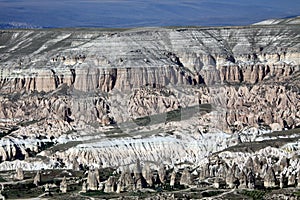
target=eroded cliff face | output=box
[1,25,300,93]
[0,24,299,169]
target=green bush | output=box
[294,190,300,197]
[241,190,266,200]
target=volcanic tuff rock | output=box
[104,176,117,193]
[180,168,192,186]
[60,176,67,193]
[142,163,154,187]
[1,25,300,93]
[117,166,135,193]
[87,168,100,191]
[33,170,41,186]
[14,167,24,180]
[0,21,300,170]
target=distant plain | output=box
[0,0,300,29]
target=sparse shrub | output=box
[241,189,266,200]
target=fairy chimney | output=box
[247,170,256,189]
[296,171,300,188]
[279,172,285,189]
[117,167,135,193]
[279,156,288,171]
[158,164,167,185]
[226,168,238,189]
[142,163,154,187]
[245,157,254,171]
[82,181,87,193]
[180,168,192,186]
[133,159,146,190]
[170,170,176,188]
[264,166,277,188]
[33,171,41,186]
[72,158,80,171]
[239,171,248,189]
[288,172,296,187]
[60,176,67,193]
[199,163,210,181]
[104,176,117,193]
[14,167,24,180]
[87,168,100,191]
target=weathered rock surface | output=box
[180,168,192,186]
[33,171,41,186]
[104,176,117,193]
[60,176,67,193]
[0,22,299,170]
[1,25,300,93]
[14,167,24,180]
[87,168,100,191]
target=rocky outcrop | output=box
[60,176,67,193]
[81,181,87,193]
[0,23,299,171]
[104,176,117,193]
[247,170,256,189]
[180,168,192,186]
[297,171,300,188]
[133,159,146,190]
[117,167,135,193]
[87,168,100,191]
[33,171,41,186]
[170,171,176,188]
[1,61,298,93]
[0,79,298,166]
[1,25,300,94]
[54,130,230,168]
[158,164,167,185]
[142,163,154,187]
[128,87,180,118]
[226,167,238,189]
[14,167,24,180]
[214,84,300,132]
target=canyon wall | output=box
[0,24,299,168]
[1,25,300,93]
